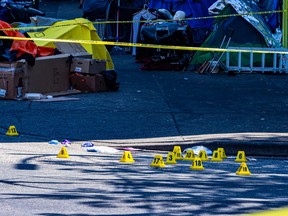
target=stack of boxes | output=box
[69,58,108,93]
[0,43,109,100]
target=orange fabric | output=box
[0,20,54,57]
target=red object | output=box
[0,20,55,58]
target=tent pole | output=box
[116,0,120,42]
[283,0,287,48]
[110,0,126,54]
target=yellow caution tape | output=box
[1,35,287,55]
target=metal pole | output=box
[116,0,120,42]
[283,0,287,48]
[33,0,39,9]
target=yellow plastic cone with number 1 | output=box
[150,155,166,168]
[119,151,135,163]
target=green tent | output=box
[191,1,279,69]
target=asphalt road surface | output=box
[1,143,287,216]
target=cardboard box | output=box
[70,73,108,92]
[0,61,25,99]
[70,58,106,74]
[25,53,92,94]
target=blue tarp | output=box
[148,0,216,29]
[260,0,281,32]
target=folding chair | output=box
[206,28,234,74]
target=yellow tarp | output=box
[28,18,114,70]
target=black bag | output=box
[140,21,193,45]
[100,70,120,91]
[140,22,180,43]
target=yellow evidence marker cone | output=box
[57,147,70,158]
[173,145,183,160]
[236,162,251,176]
[211,149,223,162]
[6,125,19,136]
[119,151,135,163]
[183,149,195,161]
[150,155,166,168]
[217,147,227,159]
[235,150,247,162]
[198,150,209,161]
[190,157,204,170]
[166,151,177,164]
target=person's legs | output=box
[79,0,84,9]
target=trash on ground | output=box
[61,139,71,147]
[85,146,119,154]
[183,146,212,156]
[117,147,141,151]
[48,140,59,145]
[81,142,95,147]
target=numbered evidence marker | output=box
[183,149,195,161]
[57,147,70,158]
[211,149,223,162]
[172,145,183,160]
[150,155,166,168]
[6,125,19,136]
[165,151,177,164]
[190,157,204,170]
[236,162,251,176]
[198,150,209,161]
[217,147,227,159]
[235,150,247,162]
[119,151,135,163]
